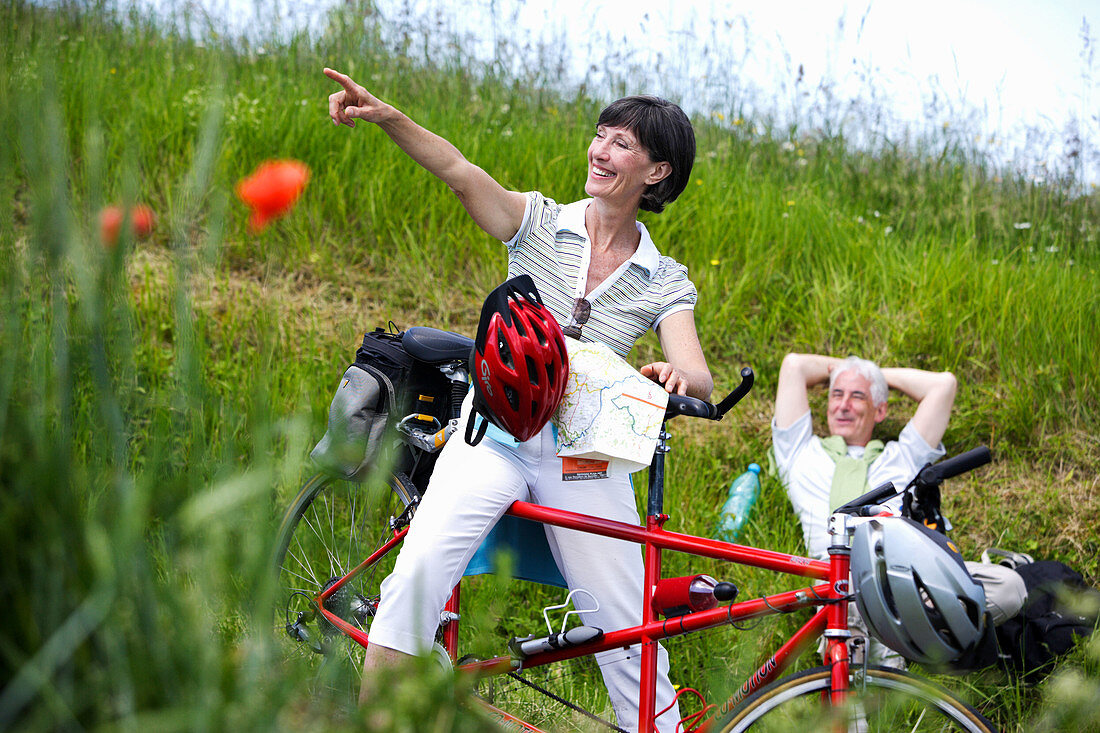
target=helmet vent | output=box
[504,384,519,411]
[878,555,899,619]
[497,336,514,369]
[525,355,539,385]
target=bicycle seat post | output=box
[639,422,672,733]
[646,422,671,520]
[823,512,854,682]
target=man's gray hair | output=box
[830,356,888,406]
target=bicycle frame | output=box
[310,422,859,733]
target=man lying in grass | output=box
[772,353,1026,667]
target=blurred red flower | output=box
[235,160,311,232]
[99,204,156,248]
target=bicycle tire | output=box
[715,665,999,732]
[273,471,417,685]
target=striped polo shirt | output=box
[504,192,698,359]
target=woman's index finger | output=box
[322,67,355,89]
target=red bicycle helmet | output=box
[465,275,569,445]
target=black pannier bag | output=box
[995,560,1100,680]
[951,557,1100,677]
[311,327,454,485]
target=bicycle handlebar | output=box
[915,446,992,486]
[833,445,993,519]
[665,367,754,421]
[833,481,899,516]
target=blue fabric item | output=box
[465,390,576,588]
[464,514,567,587]
[464,419,570,588]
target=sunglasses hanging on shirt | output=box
[562,297,591,339]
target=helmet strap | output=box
[464,411,488,446]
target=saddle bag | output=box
[311,327,454,482]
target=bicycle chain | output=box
[498,671,628,733]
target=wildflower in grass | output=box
[780,141,795,152]
[992,259,1000,265]
[856,216,865,224]
[1014,222,1031,229]
[873,210,880,218]
[797,159,808,167]
[110,67,116,74]
[710,259,720,266]
[786,200,795,207]
[734,118,744,126]
[1046,246,1059,253]
[236,160,310,232]
[884,226,893,235]
[696,179,702,186]
[99,204,156,248]
[711,111,725,121]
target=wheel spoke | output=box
[272,474,407,689]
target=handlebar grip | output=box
[834,482,899,515]
[665,394,716,419]
[663,366,754,421]
[918,446,992,484]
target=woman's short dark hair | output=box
[597,95,695,213]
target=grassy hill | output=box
[1,1,1098,730]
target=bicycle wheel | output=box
[273,471,418,687]
[715,665,998,732]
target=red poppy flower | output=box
[235,160,310,232]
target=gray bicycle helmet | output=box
[851,516,987,665]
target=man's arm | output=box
[881,368,957,447]
[774,353,842,429]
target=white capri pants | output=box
[368,417,681,733]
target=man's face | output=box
[827,369,887,446]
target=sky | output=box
[140,0,1100,181]
[376,0,1098,181]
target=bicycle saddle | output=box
[402,326,474,365]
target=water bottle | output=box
[652,574,719,617]
[716,463,761,541]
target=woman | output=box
[325,67,712,732]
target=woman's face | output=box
[584,125,670,205]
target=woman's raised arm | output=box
[324,67,527,241]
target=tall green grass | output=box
[1,0,1098,730]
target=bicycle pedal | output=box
[508,625,603,658]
